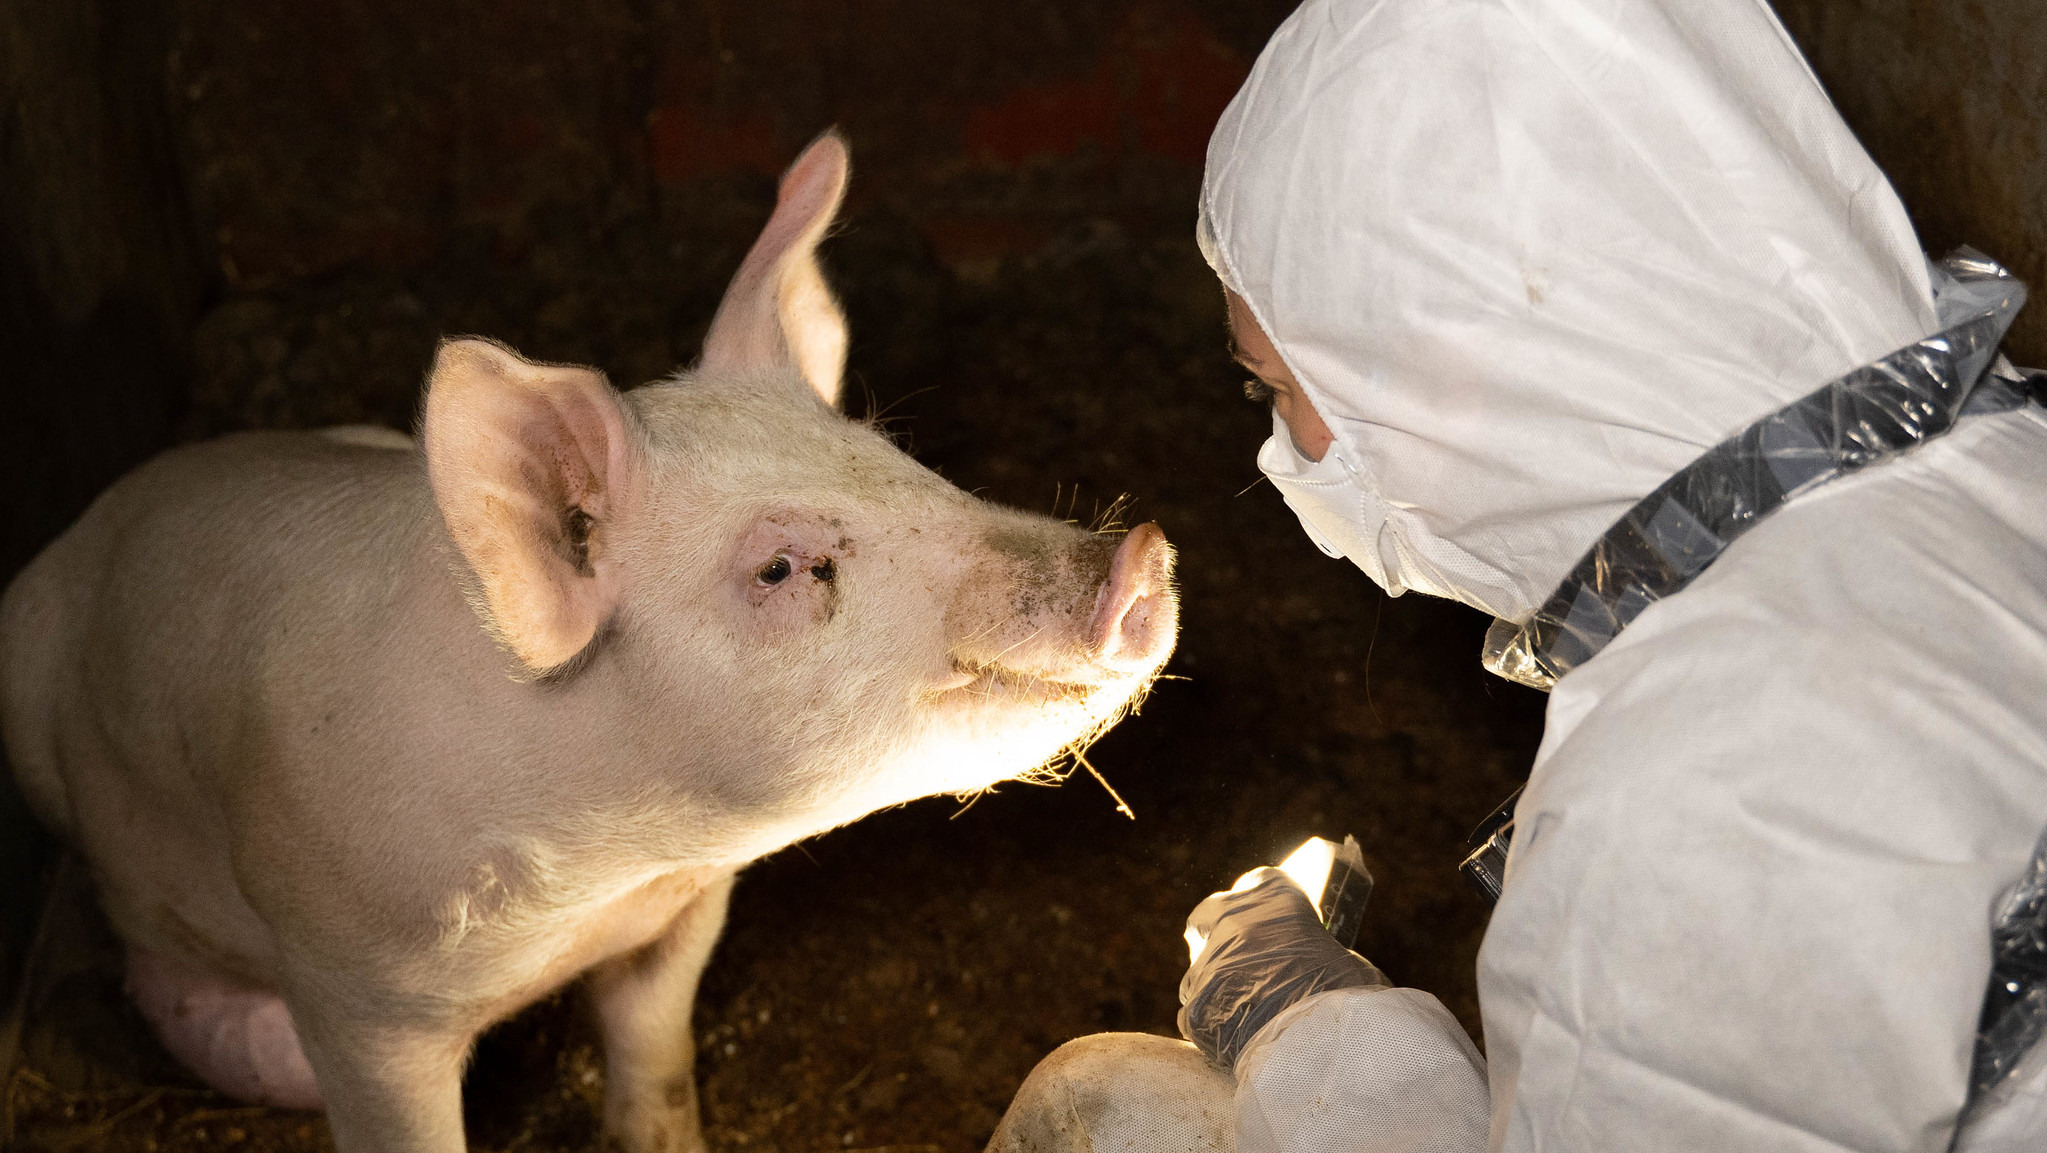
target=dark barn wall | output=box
[155,0,1278,438]
[0,0,202,575]
[1777,0,2047,365]
[0,0,203,1085]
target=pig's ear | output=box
[699,131,850,409]
[422,338,636,677]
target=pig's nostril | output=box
[1091,523,1178,671]
[1111,591,1161,661]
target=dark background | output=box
[1,2,2041,1150]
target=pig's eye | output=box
[756,555,794,586]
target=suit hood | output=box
[1200,0,1939,619]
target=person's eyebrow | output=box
[1226,330,1271,372]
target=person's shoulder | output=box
[1531,407,2047,813]
[1582,403,2047,702]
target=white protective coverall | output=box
[991,0,2047,1151]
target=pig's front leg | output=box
[288,1000,471,1153]
[589,873,738,1153]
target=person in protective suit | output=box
[984,0,2047,1150]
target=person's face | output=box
[1226,288,1334,462]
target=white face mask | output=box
[1256,410,1413,597]
[1255,412,1534,616]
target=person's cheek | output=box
[1272,394,1328,462]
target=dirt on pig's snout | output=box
[998,524,1115,599]
[951,526,1124,675]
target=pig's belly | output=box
[54,692,719,1032]
[70,766,285,989]
[93,804,718,1037]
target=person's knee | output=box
[987,1032,1234,1153]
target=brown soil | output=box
[2,2,1549,1150]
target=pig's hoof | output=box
[125,947,324,1109]
[604,1086,709,1153]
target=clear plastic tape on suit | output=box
[1972,826,2047,1114]
[1482,248,2030,692]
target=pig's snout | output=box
[1089,523,1177,672]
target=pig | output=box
[0,133,1177,1153]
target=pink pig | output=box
[0,134,1176,1153]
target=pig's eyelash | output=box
[1242,378,1275,405]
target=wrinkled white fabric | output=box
[983,992,1487,1153]
[1200,0,2047,1150]
[1235,988,1489,1153]
[984,1032,1236,1153]
[1485,407,2047,1151]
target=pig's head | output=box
[420,133,1177,860]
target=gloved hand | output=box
[1177,868,1390,1073]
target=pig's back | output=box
[0,429,438,964]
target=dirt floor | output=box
[2,2,1551,1150]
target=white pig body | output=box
[0,137,1176,1153]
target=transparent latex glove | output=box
[1178,868,1391,1072]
